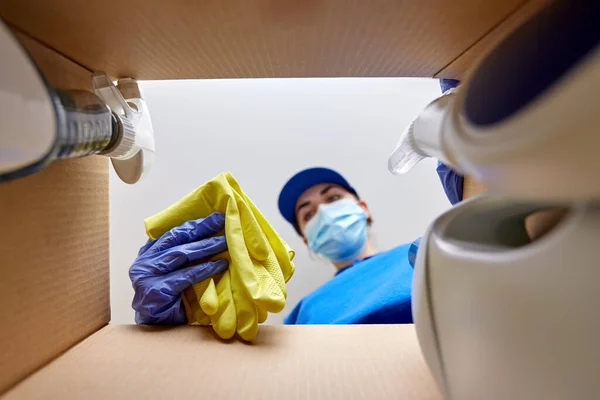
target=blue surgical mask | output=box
[305,198,368,263]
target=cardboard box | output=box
[0,1,546,398]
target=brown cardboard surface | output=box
[0,33,110,394]
[4,324,441,399]
[1,0,525,80]
[435,0,549,78]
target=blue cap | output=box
[278,167,357,229]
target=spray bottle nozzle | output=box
[92,73,155,184]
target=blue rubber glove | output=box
[439,78,460,94]
[129,212,229,325]
[437,78,465,205]
[436,161,464,205]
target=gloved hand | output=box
[144,172,295,341]
[129,212,229,325]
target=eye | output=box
[303,210,316,222]
[327,194,342,203]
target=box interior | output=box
[0,1,546,397]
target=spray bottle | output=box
[0,19,154,184]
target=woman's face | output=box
[294,183,369,238]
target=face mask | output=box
[305,198,368,263]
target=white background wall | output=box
[110,78,451,324]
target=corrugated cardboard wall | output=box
[0,0,526,80]
[437,0,549,78]
[0,32,110,394]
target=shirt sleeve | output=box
[283,301,302,324]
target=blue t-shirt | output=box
[284,243,414,324]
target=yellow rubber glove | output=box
[231,189,287,310]
[208,186,286,340]
[226,174,295,285]
[144,172,295,341]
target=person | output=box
[277,167,418,324]
[127,79,465,326]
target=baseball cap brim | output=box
[278,167,357,226]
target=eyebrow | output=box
[296,201,311,214]
[320,185,334,196]
[295,185,336,214]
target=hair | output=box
[293,187,373,236]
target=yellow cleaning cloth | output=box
[144,172,295,341]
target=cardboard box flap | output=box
[1,0,525,80]
[4,325,441,399]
